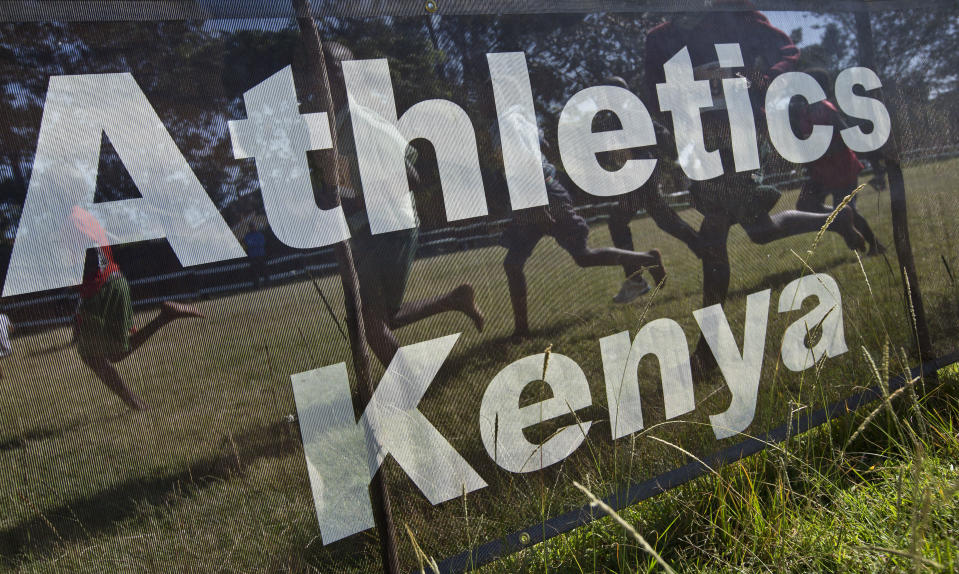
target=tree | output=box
[0,21,234,240]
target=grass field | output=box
[2,158,959,572]
[486,363,959,573]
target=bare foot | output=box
[161,301,205,320]
[647,249,667,289]
[837,207,867,252]
[117,389,149,412]
[453,284,485,332]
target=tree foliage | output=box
[1,7,957,246]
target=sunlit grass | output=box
[485,360,959,574]
[1,158,958,572]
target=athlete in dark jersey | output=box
[599,75,704,303]
[489,107,667,338]
[644,5,866,315]
[321,42,484,365]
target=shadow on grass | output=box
[440,315,588,378]
[0,414,125,454]
[725,253,855,301]
[0,419,304,566]
[23,339,76,358]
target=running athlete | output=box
[321,42,484,365]
[70,207,204,411]
[644,4,866,313]
[794,68,886,256]
[481,83,667,338]
[599,75,705,303]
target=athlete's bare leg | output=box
[108,301,205,362]
[568,247,667,287]
[80,353,148,411]
[609,190,704,274]
[390,284,485,332]
[641,187,706,258]
[691,213,733,374]
[360,285,485,365]
[742,207,866,251]
[83,301,205,410]
[504,249,532,339]
[361,295,401,366]
[608,198,641,276]
[797,189,884,255]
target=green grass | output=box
[484,361,959,574]
[2,158,959,572]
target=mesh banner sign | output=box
[1,1,958,571]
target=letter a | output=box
[3,73,244,297]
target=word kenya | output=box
[292,274,847,543]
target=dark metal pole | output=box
[855,11,936,369]
[290,0,402,572]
